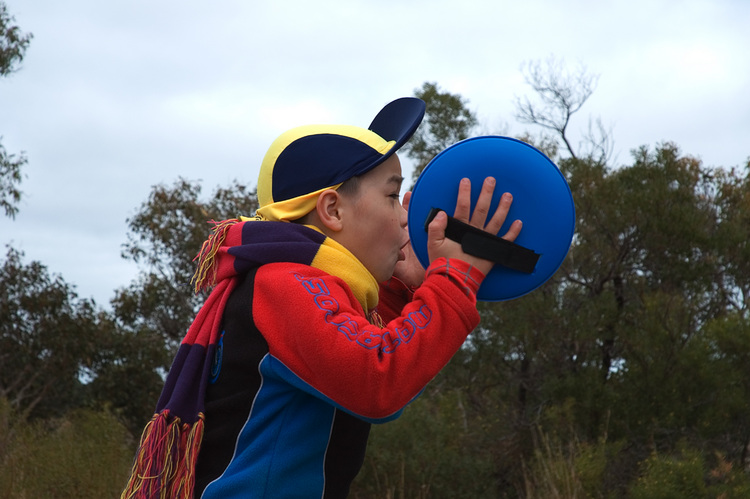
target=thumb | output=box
[426,210,448,259]
[402,190,412,211]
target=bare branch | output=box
[514,56,600,160]
[582,116,615,166]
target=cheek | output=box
[382,211,401,236]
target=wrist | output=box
[426,258,485,297]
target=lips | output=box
[398,239,409,261]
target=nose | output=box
[399,202,408,228]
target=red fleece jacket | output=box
[253,257,484,420]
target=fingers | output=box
[501,219,523,243]
[402,190,412,211]
[428,178,525,271]
[426,210,448,260]
[454,177,514,233]
[453,178,472,222]
[483,192,513,235]
[468,177,496,229]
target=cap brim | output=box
[363,97,425,171]
[408,136,576,301]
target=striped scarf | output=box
[121,220,378,498]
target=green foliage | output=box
[470,147,750,494]
[4,61,750,497]
[522,433,586,499]
[629,447,707,499]
[351,389,497,498]
[0,246,98,420]
[106,178,259,431]
[0,142,25,219]
[116,178,258,345]
[401,82,478,184]
[0,2,32,219]
[521,431,623,499]
[0,2,32,77]
[0,245,163,434]
[84,318,170,434]
[705,452,750,498]
[0,398,133,499]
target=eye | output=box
[389,193,401,200]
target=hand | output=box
[426,177,522,277]
[392,191,426,287]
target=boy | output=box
[122,97,522,498]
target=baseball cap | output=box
[255,97,426,221]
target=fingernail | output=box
[486,177,496,186]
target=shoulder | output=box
[256,262,343,289]
[255,262,363,313]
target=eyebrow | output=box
[387,175,404,187]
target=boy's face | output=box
[336,154,409,283]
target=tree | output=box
[515,56,612,165]
[0,143,25,218]
[401,82,478,184]
[358,71,750,496]
[83,309,171,433]
[0,2,31,77]
[0,2,32,218]
[105,178,259,430]
[115,178,258,345]
[0,246,101,420]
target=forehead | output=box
[360,154,403,187]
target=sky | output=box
[1,0,749,307]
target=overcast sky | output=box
[1,0,749,307]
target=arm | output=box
[377,277,415,323]
[253,258,484,422]
[256,176,523,421]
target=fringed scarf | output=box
[121,219,379,499]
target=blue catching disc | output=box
[408,136,575,301]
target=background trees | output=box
[0,2,31,218]
[101,178,258,431]
[0,246,99,420]
[353,62,750,497]
[402,82,479,185]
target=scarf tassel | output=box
[192,218,242,293]
[121,411,205,499]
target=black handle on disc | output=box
[424,207,540,274]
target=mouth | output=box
[398,240,409,262]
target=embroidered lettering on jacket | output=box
[293,273,433,353]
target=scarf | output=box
[121,219,378,498]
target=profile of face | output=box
[314,154,409,283]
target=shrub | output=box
[0,398,134,498]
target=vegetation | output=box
[352,62,750,497]
[2,7,750,495]
[0,1,31,218]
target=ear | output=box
[314,189,345,232]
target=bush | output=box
[350,390,497,498]
[629,446,706,499]
[0,398,134,498]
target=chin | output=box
[374,272,390,284]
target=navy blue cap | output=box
[259,97,425,210]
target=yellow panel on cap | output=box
[258,124,395,208]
